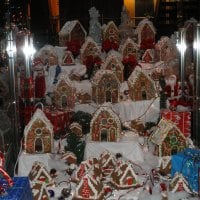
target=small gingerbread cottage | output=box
[91,70,120,104]
[31,182,49,200]
[119,37,139,58]
[73,160,92,183]
[24,109,54,154]
[99,150,117,175]
[61,151,77,165]
[53,74,76,110]
[169,173,192,193]
[72,173,104,200]
[102,21,120,43]
[90,106,121,142]
[80,37,101,63]
[101,53,124,82]
[59,20,87,47]
[127,66,157,101]
[29,161,54,185]
[135,18,156,49]
[150,118,188,157]
[111,161,138,189]
[62,50,75,66]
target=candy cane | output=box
[0,167,13,187]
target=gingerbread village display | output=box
[1,5,200,200]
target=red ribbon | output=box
[0,165,13,188]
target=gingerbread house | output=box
[111,161,138,189]
[61,151,77,165]
[102,21,120,43]
[62,50,75,66]
[72,173,104,200]
[99,150,117,175]
[69,122,83,137]
[101,53,124,82]
[59,20,87,47]
[53,74,76,110]
[90,106,121,142]
[73,160,92,183]
[29,161,54,185]
[31,182,49,200]
[150,118,188,157]
[127,66,157,101]
[91,70,120,104]
[119,37,139,58]
[135,18,156,49]
[24,109,54,154]
[169,173,192,193]
[142,49,155,63]
[80,37,101,63]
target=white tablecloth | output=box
[84,141,144,163]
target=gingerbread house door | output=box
[127,177,133,185]
[106,90,112,102]
[61,95,67,108]
[101,129,108,141]
[35,138,43,152]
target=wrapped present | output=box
[0,176,33,199]
[171,148,200,192]
[161,109,191,137]
[43,107,72,134]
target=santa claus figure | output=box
[33,58,46,99]
[164,74,181,100]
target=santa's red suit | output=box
[35,70,46,98]
[164,82,181,100]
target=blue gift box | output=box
[171,148,200,192]
[0,177,33,200]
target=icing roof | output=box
[127,65,155,86]
[150,118,186,145]
[74,173,103,199]
[101,52,124,70]
[119,37,139,54]
[91,69,120,85]
[80,36,101,57]
[24,108,53,137]
[55,74,75,90]
[59,20,86,36]
[135,18,156,34]
[90,106,121,133]
[103,21,119,33]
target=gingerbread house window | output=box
[35,138,43,152]
[101,129,108,141]
[35,128,42,135]
[101,118,107,125]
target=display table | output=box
[84,140,144,163]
